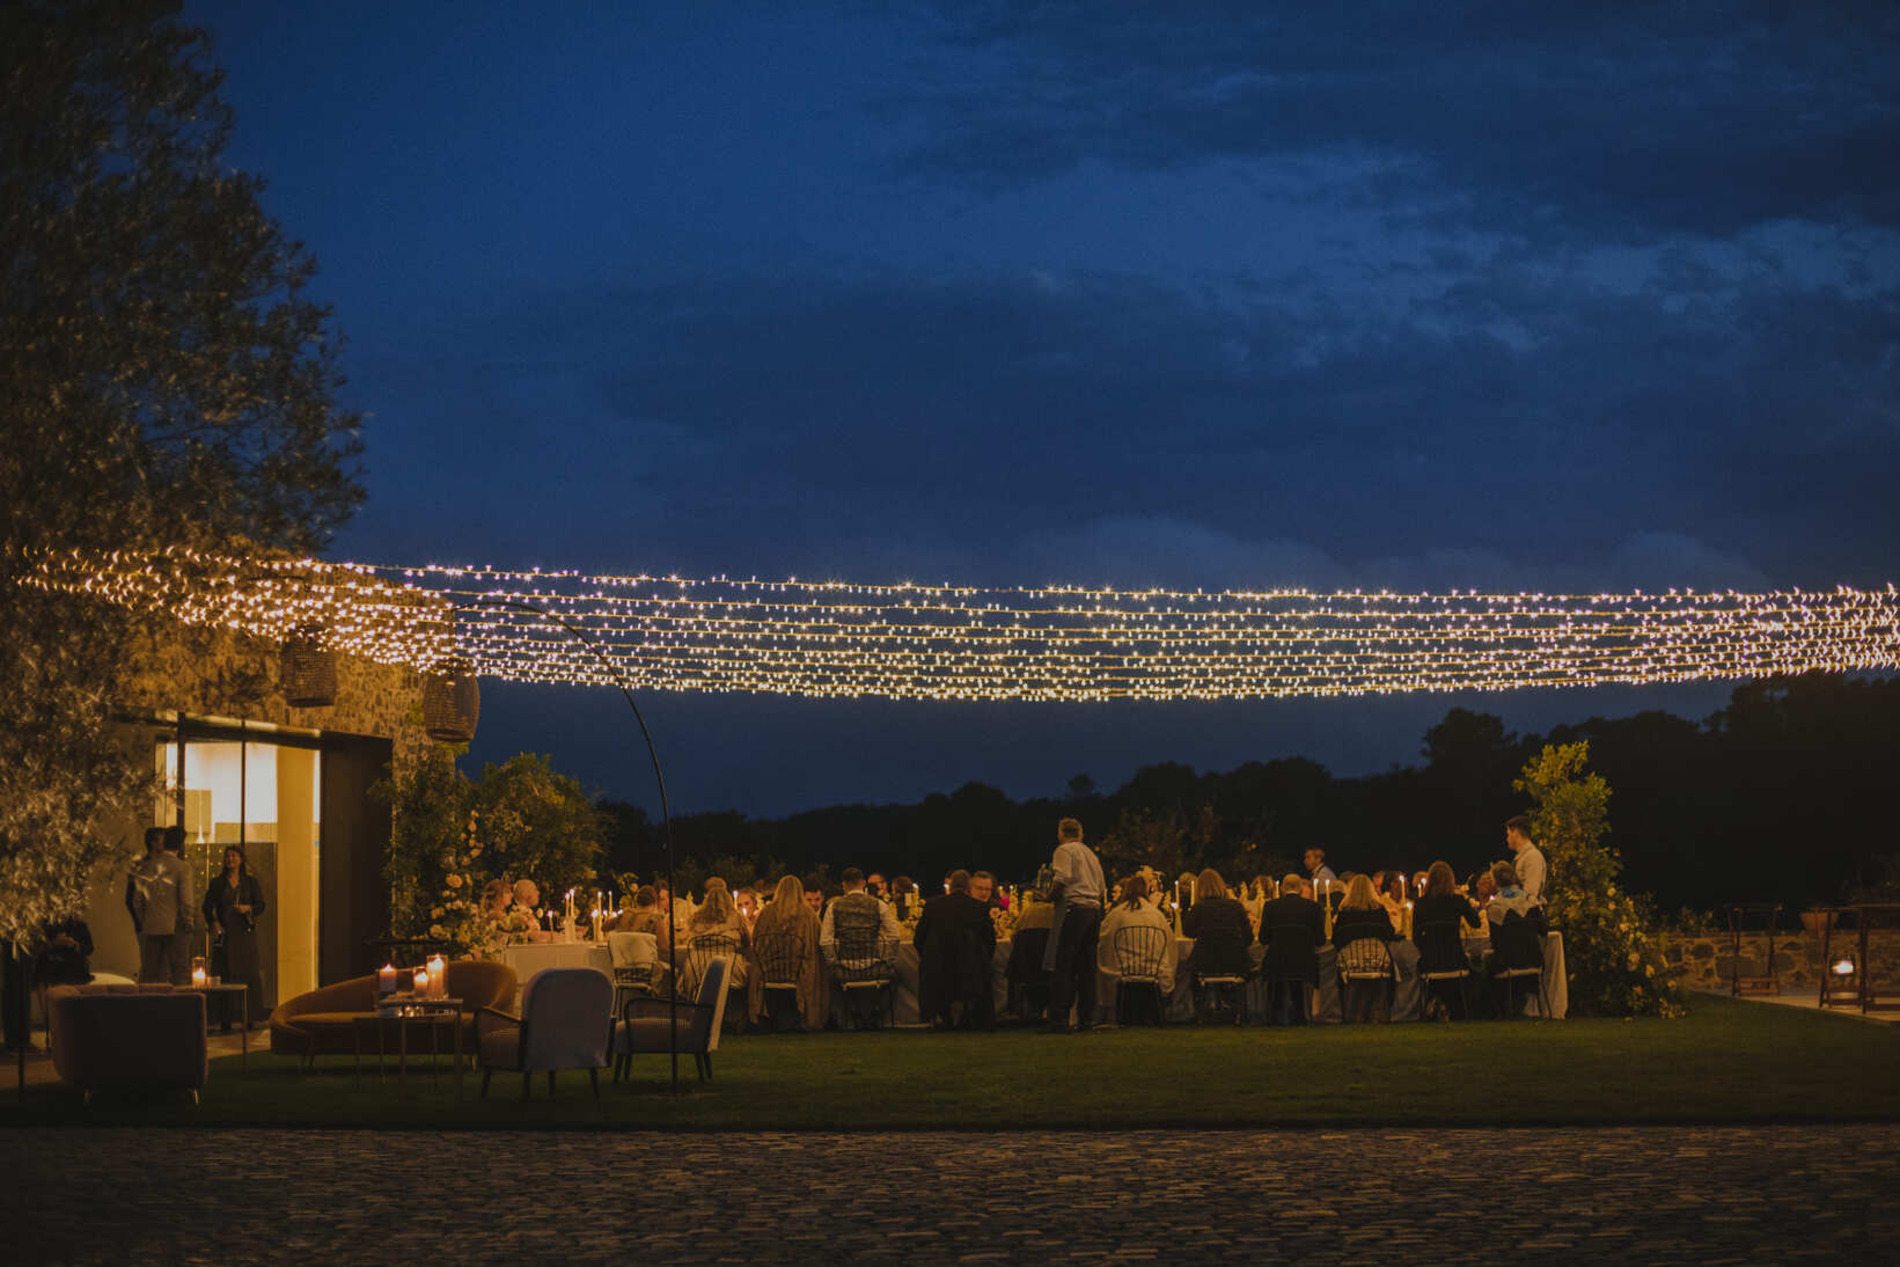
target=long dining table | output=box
[890,930,1566,1024]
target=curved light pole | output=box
[444,596,683,1095]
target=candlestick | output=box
[1402,899,1414,939]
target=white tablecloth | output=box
[495,941,612,1003]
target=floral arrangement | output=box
[990,904,1018,941]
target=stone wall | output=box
[115,621,430,774]
[1659,926,1900,997]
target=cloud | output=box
[889,2,1900,242]
[340,244,1900,587]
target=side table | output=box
[184,983,250,1068]
[353,996,464,1093]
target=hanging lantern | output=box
[423,656,481,743]
[280,626,338,708]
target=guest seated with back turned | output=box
[1181,869,1254,978]
[820,867,902,973]
[1330,874,1398,949]
[1410,860,1481,974]
[1097,874,1177,981]
[612,885,673,954]
[1483,861,1539,927]
[1259,873,1324,1023]
[914,869,996,1030]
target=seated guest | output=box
[803,877,828,918]
[888,876,919,920]
[1375,871,1407,923]
[734,886,761,933]
[689,877,749,946]
[865,872,887,901]
[1260,873,1325,1024]
[1175,870,1200,914]
[1182,869,1255,982]
[1331,873,1398,950]
[1013,890,1055,931]
[914,870,996,1029]
[1097,875,1178,984]
[511,878,555,941]
[1411,861,1482,974]
[1468,868,1499,906]
[821,867,902,972]
[971,870,1000,908]
[1484,862,1538,925]
[614,885,673,954]
[750,874,826,1031]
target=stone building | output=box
[82,619,434,1008]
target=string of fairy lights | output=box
[23,548,1900,702]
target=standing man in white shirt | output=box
[1505,815,1547,904]
[1044,817,1106,1032]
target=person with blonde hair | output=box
[1330,873,1398,951]
[1182,868,1255,982]
[749,874,827,1031]
[679,876,750,1005]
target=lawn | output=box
[6,997,1898,1131]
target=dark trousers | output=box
[2,941,30,1052]
[1047,905,1102,1028]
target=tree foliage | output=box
[1516,742,1682,1018]
[377,752,604,952]
[0,0,364,945]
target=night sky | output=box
[189,2,1900,816]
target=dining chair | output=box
[1112,925,1169,1026]
[1414,919,1475,1020]
[614,955,731,1083]
[1337,938,1396,1023]
[753,929,808,1032]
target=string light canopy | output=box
[25,548,1900,703]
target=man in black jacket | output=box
[914,870,997,1029]
[1259,874,1326,1025]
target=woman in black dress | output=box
[203,845,267,1028]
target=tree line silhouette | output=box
[600,674,1898,917]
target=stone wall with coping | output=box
[1660,927,1900,996]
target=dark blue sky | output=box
[190,1,1900,815]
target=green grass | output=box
[6,998,1898,1131]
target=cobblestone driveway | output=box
[8,1125,1897,1263]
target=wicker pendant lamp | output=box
[423,656,481,743]
[280,625,339,708]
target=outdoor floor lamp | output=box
[439,596,684,1096]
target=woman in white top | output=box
[1097,875,1178,985]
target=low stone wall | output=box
[1659,927,1900,996]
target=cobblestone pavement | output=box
[8,1125,1898,1263]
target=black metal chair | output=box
[1112,925,1169,1026]
[1261,921,1319,1025]
[753,929,808,1033]
[1413,919,1475,1020]
[1337,937,1396,1023]
[831,927,897,1030]
[1189,925,1252,1025]
[1488,912,1549,1019]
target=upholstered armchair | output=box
[47,985,208,1102]
[614,953,731,1083]
[478,967,615,1099]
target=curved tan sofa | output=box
[269,961,517,1062]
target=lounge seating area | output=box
[268,960,517,1064]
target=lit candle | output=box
[412,968,429,995]
[1403,899,1414,939]
[378,963,398,996]
[426,953,447,998]
[191,965,208,988]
